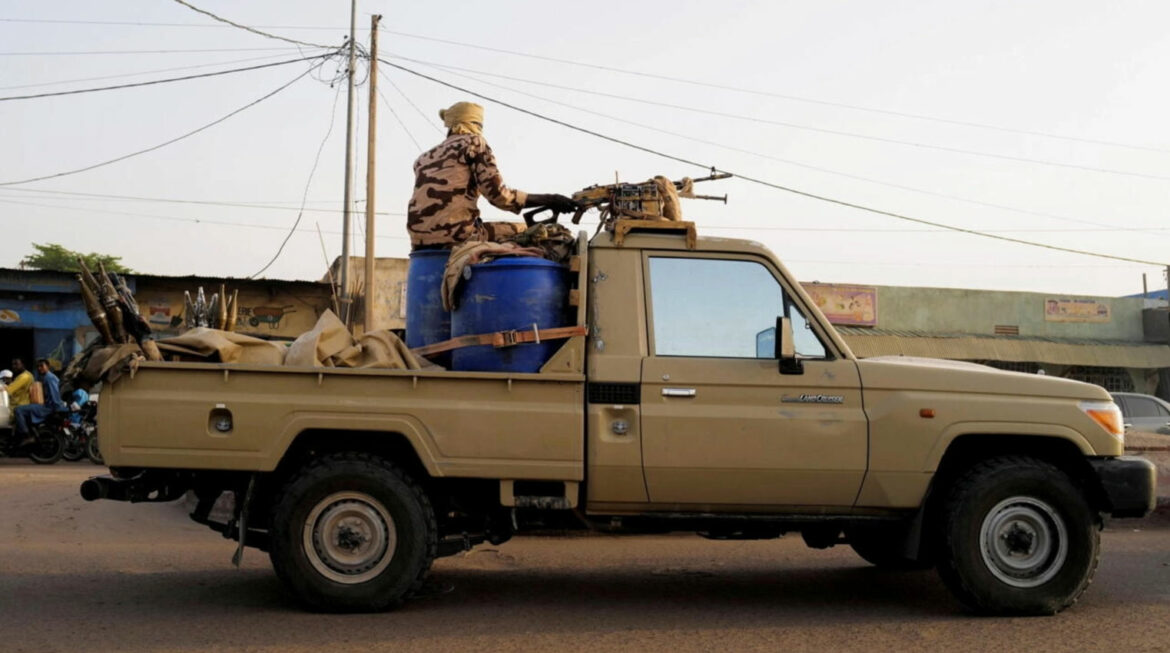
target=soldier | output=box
[407,101,575,249]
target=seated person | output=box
[13,359,67,447]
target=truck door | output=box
[639,254,867,508]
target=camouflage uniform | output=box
[407,133,527,249]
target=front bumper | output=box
[1088,456,1157,518]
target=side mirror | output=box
[776,316,803,375]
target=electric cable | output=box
[0,51,317,92]
[384,54,1170,182]
[250,81,344,278]
[0,197,410,241]
[0,54,333,102]
[170,0,331,49]
[376,87,424,151]
[0,18,361,30]
[396,58,1170,237]
[377,68,444,134]
[0,62,328,187]
[378,28,1170,155]
[0,187,405,216]
[378,59,1170,267]
[0,47,306,56]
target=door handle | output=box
[662,388,696,398]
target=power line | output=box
[0,47,307,56]
[383,54,1170,182]
[378,59,1170,267]
[250,82,344,278]
[170,0,331,49]
[0,17,363,31]
[398,58,1170,238]
[378,28,1170,156]
[377,68,444,134]
[0,54,332,102]
[0,64,322,187]
[0,51,315,91]
[6,198,1148,270]
[0,187,405,216]
[0,197,409,241]
[376,87,424,151]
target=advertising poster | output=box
[802,283,877,326]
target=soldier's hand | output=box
[526,193,578,214]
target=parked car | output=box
[1111,392,1170,434]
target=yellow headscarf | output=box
[439,101,484,136]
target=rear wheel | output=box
[27,427,65,465]
[268,452,436,612]
[936,456,1098,615]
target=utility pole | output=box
[363,15,381,332]
[338,0,357,326]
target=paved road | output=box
[1,461,1168,653]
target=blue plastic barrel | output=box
[406,250,452,367]
[451,258,571,373]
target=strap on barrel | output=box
[411,325,588,357]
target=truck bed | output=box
[99,362,585,481]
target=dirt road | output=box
[1,461,1168,652]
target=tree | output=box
[20,243,133,274]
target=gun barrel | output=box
[691,194,728,203]
[677,172,732,187]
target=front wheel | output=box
[268,452,437,612]
[936,456,1099,615]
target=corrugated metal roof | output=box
[838,328,1170,368]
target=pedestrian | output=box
[12,358,66,447]
[4,359,34,407]
[406,100,576,249]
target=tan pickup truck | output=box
[82,229,1155,615]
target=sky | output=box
[2,1,1169,297]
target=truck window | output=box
[648,257,826,359]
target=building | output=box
[0,267,332,370]
[807,283,1170,399]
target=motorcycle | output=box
[61,401,102,465]
[0,410,67,464]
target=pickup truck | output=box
[82,228,1156,615]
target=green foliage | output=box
[20,242,133,274]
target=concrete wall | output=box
[872,286,1147,341]
[134,278,332,340]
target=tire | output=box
[27,428,65,465]
[86,434,104,465]
[268,452,437,612]
[62,434,85,462]
[936,455,1099,615]
[846,524,932,570]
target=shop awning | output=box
[836,328,1170,368]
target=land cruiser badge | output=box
[782,394,845,404]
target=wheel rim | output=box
[302,491,396,585]
[979,496,1068,588]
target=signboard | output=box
[802,283,877,326]
[1044,298,1111,323]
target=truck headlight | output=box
[1079,401,1124,439]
